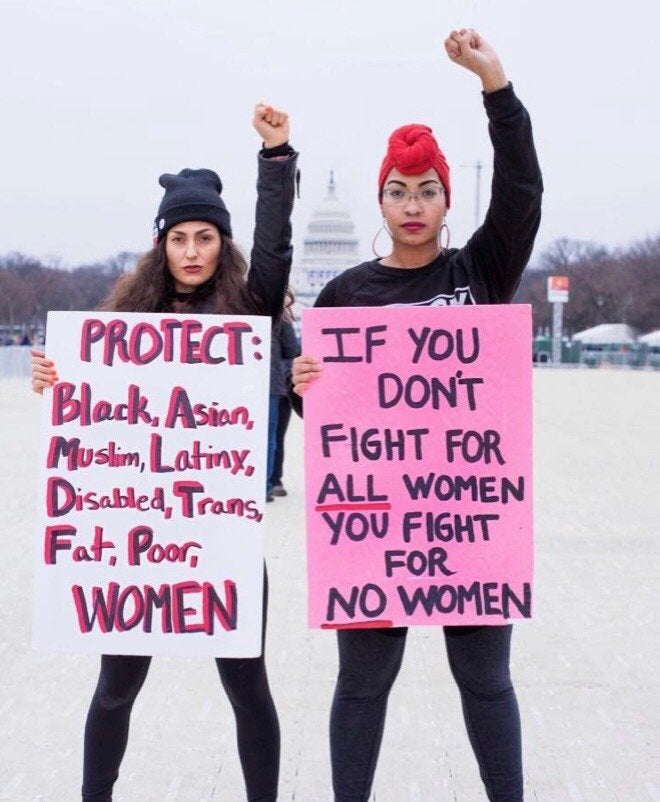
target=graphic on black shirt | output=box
[387,285,476,308]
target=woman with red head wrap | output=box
[293,29,543,802]
[377,123,451,206]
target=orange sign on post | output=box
[547,276,569,303]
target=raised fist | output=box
[253,104,289,149]
[444,29,507,92]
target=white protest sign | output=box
[33,311,270,657]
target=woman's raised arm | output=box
[248,103,299,319]
[449,30,543,302]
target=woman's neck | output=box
[380,241,442,269]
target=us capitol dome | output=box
[291,171,360,332]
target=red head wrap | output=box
[378,124,451,208]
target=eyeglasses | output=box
[381,187,445,206]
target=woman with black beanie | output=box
[30,103,298,802]
[292,30,543,802]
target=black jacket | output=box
[270,319,300,396]
[249,144,299,320]
[176,144,298,320]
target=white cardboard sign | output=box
[32,311,270,657]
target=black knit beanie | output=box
[154,168,232,242]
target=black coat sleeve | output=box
[248,147,299,320]
[280,319,300,360]
[461,84,543,302]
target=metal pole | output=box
[552,302,563,364]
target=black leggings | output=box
[330,625,522,802]
[271,395,292,486]
[81,571,279,802]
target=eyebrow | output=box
[385,179,440,188]
[170,226,214,235]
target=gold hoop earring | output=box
[372,218,392,258]
[439,222,450,251]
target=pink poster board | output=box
[303,305,533,628]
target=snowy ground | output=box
[0,369,658,801]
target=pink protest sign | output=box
[33,311,270,658]
[302,305,533,628]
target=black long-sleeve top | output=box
[315,83,542,310]
[293,83,542,415]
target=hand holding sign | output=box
[30,348,58,394]
[291,354,322,396]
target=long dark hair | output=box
[99,236,263,314]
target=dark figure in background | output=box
[267,317,300,500]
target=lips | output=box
[182,265,203,273]
[402,223,426,232]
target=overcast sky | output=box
[0,0,657,268]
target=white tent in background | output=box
[572,323,638,344]
[638,330,660,346]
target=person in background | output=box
[267,316,299,500]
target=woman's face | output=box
[380,168,447,249]
[165,221,221,293]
